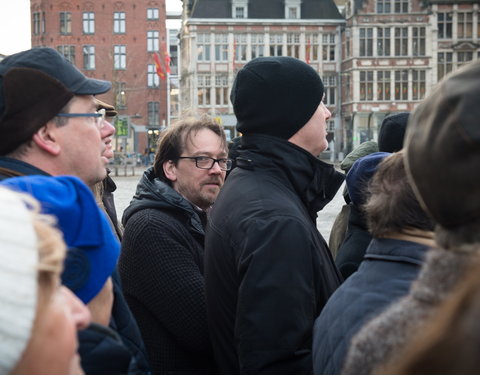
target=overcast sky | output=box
[0,0,182,55]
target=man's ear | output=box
[31,122,61,156]
[163,160,177,182]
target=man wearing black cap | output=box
[204,56,344,374]
[0,48,150,374]
[0,47,110,186]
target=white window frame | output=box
[83,45,95,70]
[147,8,159,20]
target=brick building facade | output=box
[30,0,169,154]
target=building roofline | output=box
[185,18,346,26]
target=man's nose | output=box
[209,161,223,174]
[101,120,116,138]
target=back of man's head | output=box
[231,56,324,140]
[365,152,434,238]
[404,59,480,248]
[378,112,409,152]
[0,48,111,156]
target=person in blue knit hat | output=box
[335,152,390,279]
[1,175,145,374]
[1,175,119,305]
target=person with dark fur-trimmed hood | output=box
[342,59,480,375]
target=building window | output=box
[377,28,391,56]
[33,12,41,35]
[41,12,46,33]
[377,0,391,13]
[287,34,301,58]
[251,34,264,59]
[360,28,373,57]
[377,71,391,100]
[57,45,75,63]
[269,34,283,56]
[438,12,452,39]
[147,31,160,52]
[323,74,336,105]
[412,27,425,56]
[60,11,71,34]
[214,34,228,62]
[114,12,126,34]
[360,71,374,101]
[147,64,160,87]
[322,34,336,61]
[345,74,351,102]
[234,6,246,18]
[457,13,473,39]
[286,6,300,19]
[306,34,319,62]
[377,0,407,13]
[394,27,408,56]
[114,45,126,69]
[394,0,408,13]
[83,45,95,70]
[83,12,95,34]
[215,75,229,107]
[412,70,426,100]
[147,8,159,20]
[197,33,211,62]
[234,34,247,62]
[394,70,408,100]
[438,52,453,80]
[457,51,473,68]
[197,75,211,107]
[148,102,160,126]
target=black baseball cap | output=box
[0,47,111,155]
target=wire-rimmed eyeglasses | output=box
[177,156,233,171]
[56,108,106,128]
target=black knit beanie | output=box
[231,56,324,140]
[377,112,409,152]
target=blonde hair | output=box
[19,194,66,308]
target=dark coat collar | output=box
[0,156,50,180]
[237,134,345,218]
[122,167,205,236]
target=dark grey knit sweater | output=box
[119,168,217,375]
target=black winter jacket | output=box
[312,238,428,375]
[0,156,150,375]
[335,204,372,279]
[119,168,217,375]
[205,135,344,375]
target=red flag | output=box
[306,39,311,64]
[165,53,171,74]
[153,52,166,80]
[161,42,171,74]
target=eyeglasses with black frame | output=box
[56,108,106,128]
[177,156,233,171]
